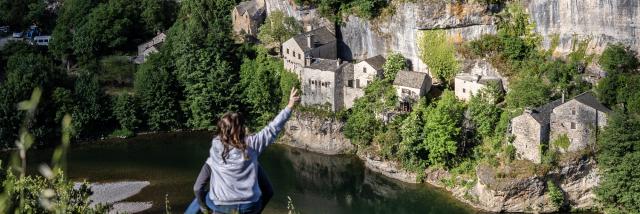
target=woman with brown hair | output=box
[186,88,300,214]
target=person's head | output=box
[217,112,247,163]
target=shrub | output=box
[547,180,564,209]
[598,44,639,74]
[418,29,459,84]
[112,93,141,133]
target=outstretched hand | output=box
[287,87,300,109]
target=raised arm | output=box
[247,88,300,153]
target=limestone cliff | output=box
[340,1,495,72]
[527,0,640,56]
[281,111,355,155]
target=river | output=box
[16,132,478,214]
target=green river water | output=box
[18,132,479,214]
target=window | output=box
[572,109,576,115]
[293,51,296,57]
[287,48,289,54]
[462,88,466,93]
[347,80,354,88]
[363,67,367,73]
[356,79,361,88]
[571,122,576,129]
[298,54,301,60]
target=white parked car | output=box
[33,35,51,46]
[12,32,23,38]
[0,26,9,33]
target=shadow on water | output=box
[6,132,479,214]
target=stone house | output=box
[342,55,386,109]
[135,32,166,64]
[510,100,563,164]
[549,92,610,152]
[282,27,337,76]
[301,58,350,111]
[231,0,266,38]
[454,73,502,102]
[511,92,610,163]
[392,70,431,111]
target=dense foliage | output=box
[419,30,459,84]
[596,111,640,214]
[381,53,406,81]
[257,11,301,55]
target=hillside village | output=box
[231,0,611,167]
[1,0,639,213]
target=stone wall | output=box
[550,100,607,152]
[511,114,543,163]
[301,66,340,111]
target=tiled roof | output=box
[306,59,342,72]
[235,1,263,18]
[393,70,428,89]
[292,27,336,52]
[362,55,386,71]
[342,63,354,79]
[455,73,501,85]
[528,99,563,124]
[572,92,612,113]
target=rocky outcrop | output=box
[549,157,599,210]
[359,153,418,184]
[464,158,599,213]
[281,111,355,155]
[340,2,496,72]
[527,0,640,56]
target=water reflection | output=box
[9,132,476,214]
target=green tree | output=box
[398,98,428,171]
[506,76,551,110]
[71,73,110,138]
[134,53,182,131]
[49,0,97,64]
[141,0,177,33]
[0,52,60,148]
[598,44,639,74]
[0,0,49,29]
[112,94,141,133]
[596,111,640,214]
[72,0,142,62]
[240,48,285,127]
[423,90,465,167]
[382,53,406,81]
[344,80,396,145]
[547,180,565,209]
[468,90,502,138]
[257,11,302,56]
[418,30,459,84]
[176,50,239,129]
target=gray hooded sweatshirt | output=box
[205,107,291,205]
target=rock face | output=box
[527,0,640,56]
[340,2,496,72]
[468,158,599,212]
[281,111,355,155]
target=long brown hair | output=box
[217,112,248,164]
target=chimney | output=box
[336,58,341,67]
[306,34,313,48]
[305,56,312,66]
[561,90,565,103]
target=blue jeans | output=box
[185,195,262,214]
